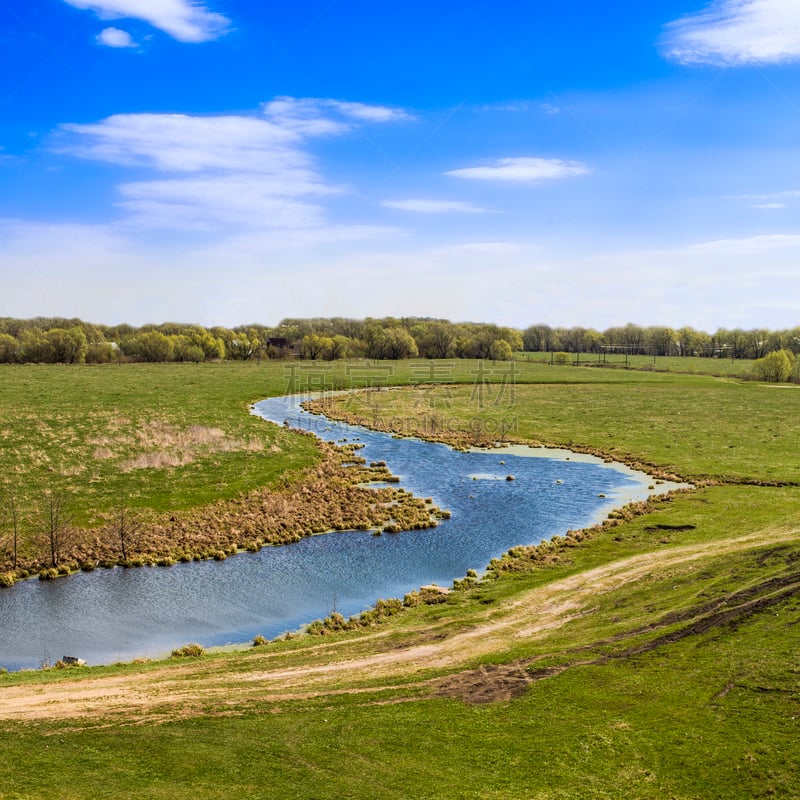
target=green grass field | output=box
[0,360,798,799]
[0,362,322,525]
[516,351,758,377]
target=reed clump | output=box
[0,437,446,585]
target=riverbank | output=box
[0,391,661,670]
[303,387,690,484]
[1,367,798,798]
[0,433,444,586]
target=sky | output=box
[2,0,800,330]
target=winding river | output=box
[0,393,676,671]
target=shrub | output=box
[0,573,15,588]
[252,635,269,647]
[170,643,204,658]
[753,349,796,383]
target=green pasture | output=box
[336,373,800,483]
[0,358,716,526]
[516,351,758,377]
[0,360,798,798]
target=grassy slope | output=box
[0,361,798,799]
[0,362,322,525]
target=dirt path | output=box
[1,525,796,724]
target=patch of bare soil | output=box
[1,526,797,723]
[433,662,535,704]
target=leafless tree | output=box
[105,498,142,561]
[40,490,73,568]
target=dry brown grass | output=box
[0,435,445,580]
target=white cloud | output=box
[326,100,414,123]
[476,102,560,115]
[262,96,414,135]
[663,0,800,66]
[726,189,800,203]
[60,113,302,173]
[684,232,800,253]
[118,175,330,230]
[261,98,351,137]
[96,26,137,47]
[63,0,229,43]
[57,97,410,231]
[381,199,489,214]
[445,157,591,182]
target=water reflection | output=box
[0,394,663,670]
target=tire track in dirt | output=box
[1,526,797,723]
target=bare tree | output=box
[40,490,73,568]
[105,498,142,562]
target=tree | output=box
[170,335,204,362]
[224,331,256,360]
[46,327,88,363]
[753,350,795,383]
[105,499,142,562]
[134,331,173,362]
[498,327,523,353]
[381,327,418,359]
[489,339,513,361]
[17,328,55,363]
[329,335,350,360]
[300,334,331,360]
[418,322,455,359]
[0,333,17,363]
[187,327,225,360]
[676,326,708,356]
[646,327,677,357]
[39,491,73,568]
[522,324,553,352]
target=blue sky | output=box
[2,0,800,329]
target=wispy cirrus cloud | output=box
[262,96,415,135]
[381,199,489,214]
[96,26,137,47]
[57,97,412,231]
[663,0,800,66]
[63,0,229,43]
[445,157,591,182]
[60,113,307,173]
[725,189,800,208]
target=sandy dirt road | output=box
[1,525,796,724]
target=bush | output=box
[252,635,269,647]
[0,573,15,588]
[170,643,204,658]
[753,349,796,383]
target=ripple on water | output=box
[0,393,673,670]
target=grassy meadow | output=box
[0,362,321,523]
[0,359,798,798]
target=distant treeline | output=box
[1,316,799,364]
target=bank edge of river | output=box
[1,389,690,671]
[0,428,445,588]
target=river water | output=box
[0,393,672,671]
